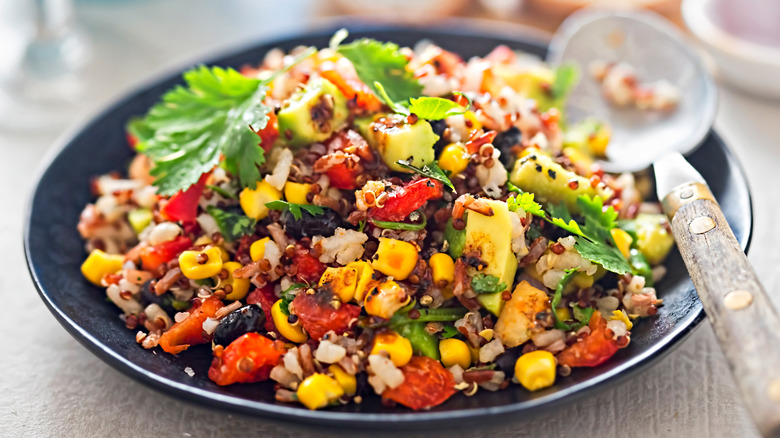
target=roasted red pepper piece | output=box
[325,162,362,190]
[292,288,361,340]
[208,333,283,386]
[369,178,443,222]
[247,284,278,332]
[139,236,192,272]
[293,246,326,284]
[556,311,622,368]
[159,295,224,354]
[382,356,457,410]
[159,174,208,223]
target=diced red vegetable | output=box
[159,295,224,354]
[292,289,361,340]
[369,178,443,222]
[139,236,192,272]
[556,311,622,368]
[255,110,279,152]
[159,173,208,223]
[320,66,383,112]
[382,356,456,410]
[247,284,278,332]
[325,162,362,190]
[208,333,282,386]
[293,246,326,284]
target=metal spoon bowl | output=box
[546,9,718,173]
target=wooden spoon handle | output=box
[665,183,780,437]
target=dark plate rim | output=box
[23,20,753,428]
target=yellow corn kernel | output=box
[610,228,633,259]
[296,373,344,410]
[554,307,572,323]
[318,267,358,302]
[81,249,124,286]
[250,237,270,262]
[468,343,480,363]
[193,236,213,246]
[219,261,250,301]
[514,350,557,392]
[463,110,482,132]
[345,261,376,303]
[328,364,357,396]
[572,272,594,289]
[438,143,470,176]
[284,181,312,205]
[178,247,224,280]
[364,281,410,320]
[439,338,471,369]
[372,238,419,280]
[272,300,308,343]
[587,123,611,157]
[429,253,455,286]
[240,180,282,220]
[371,331,413,367]
[216,246,230,263]
[610,309,633,330]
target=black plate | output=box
[25,24,752,429]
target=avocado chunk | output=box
[635,213,675,265]
[463,199,517,316]
[277,78,348,147]
[356,114,438,172]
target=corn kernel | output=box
[193,236,213,246]
[318,267,358,302]
[463,110,482,131]
[372,238,419,280]
[364,281,410,320]
[438,143,470,176]
[345,261,377,303]
[429,253,455,285]
[371,331,413,367]
[272,300,307,343]
[81,249,124,286]
[572,272,594,289]
[328,364,357,395]
[219,261,250,301]
[515,350,557,392]
[587,123,611,157]
[216,246,230,263]
[439,338,471,369]
[610,228,633,259]
[250,237,271,262]
[468,343,480,363]
[296,373,344,410]
[610,309,633,330]
[179,247,223,280]
[284,181,312,205]
[554,307,572,323]
[240,181,282,220]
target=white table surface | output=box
[2,1,779,436]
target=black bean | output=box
[282,207,344,239]
[213,304,267,347]
[429,119,448,155]
[493,127,523,169]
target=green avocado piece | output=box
[277,77,348,147]
[356,114,438,172]
[128,208,152,235]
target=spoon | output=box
[548,9,780,437]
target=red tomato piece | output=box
[382,356,457,410]
[208,333,283,386]
[325,162,362,190]
[246,284,278,332]
[140,236,192,272]
[320,67,383,112]
[159,295,224,354]
[556,311,622,368]
[160,174,208,223]
[369,178,443,222]
[126,132,139,149]
[292,289,361,340]
[255,110,279,152]
[293,246,326,284]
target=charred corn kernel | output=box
[371,331,413,367]
[250,237,271,262]
[219,261,250,301]
[127,208,152,235]
[272,300,307,343]
[318,267,358,302]
[194,235,213,246]
[346,261,376,302]
[610,228,633,259]
[429,253,455,285]
[179,247,224,280]
[572,272,594,289]
[364,281,411,320]
[284,181,312,205]
[81,249,124,286]
[240,180,282,220]
[588,123,611,157]
[328,364,357,395]
[554,307,572,322]
[372,238,419,280]
[296,373,344,410]
[438,143,470,176]
[610,309,633,330]
[463,110,482,131]
[439,338,471,369]
[515,350,557,392]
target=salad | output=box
[77,31,675,411]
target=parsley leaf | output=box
[507,192,545,217]
[551,269,578,330]
[441,325,460,339]
[280,283,307,316]
[206,206,256,243]
[551,63,579,99]
[265,200,324,220]
[336,38,422,103]
[572,305,594,326]
[395,159,456,193]
[406,93,471,120]
[471,274,507,294]
[206,184,237,200]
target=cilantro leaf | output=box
[551,269,578,330]
[206,206,256,243]
[133,66,270,195]
[407,93,470,120]
[336,38,422,103]
[507,192,545,217]
[572,305,594,326]
[395,159,456,193]
[265,200,324,220]
[280,283,306,316]
[471,274,507,295]
[552,63,579,99]
[441,325,460,339]
[206,184,237,200]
